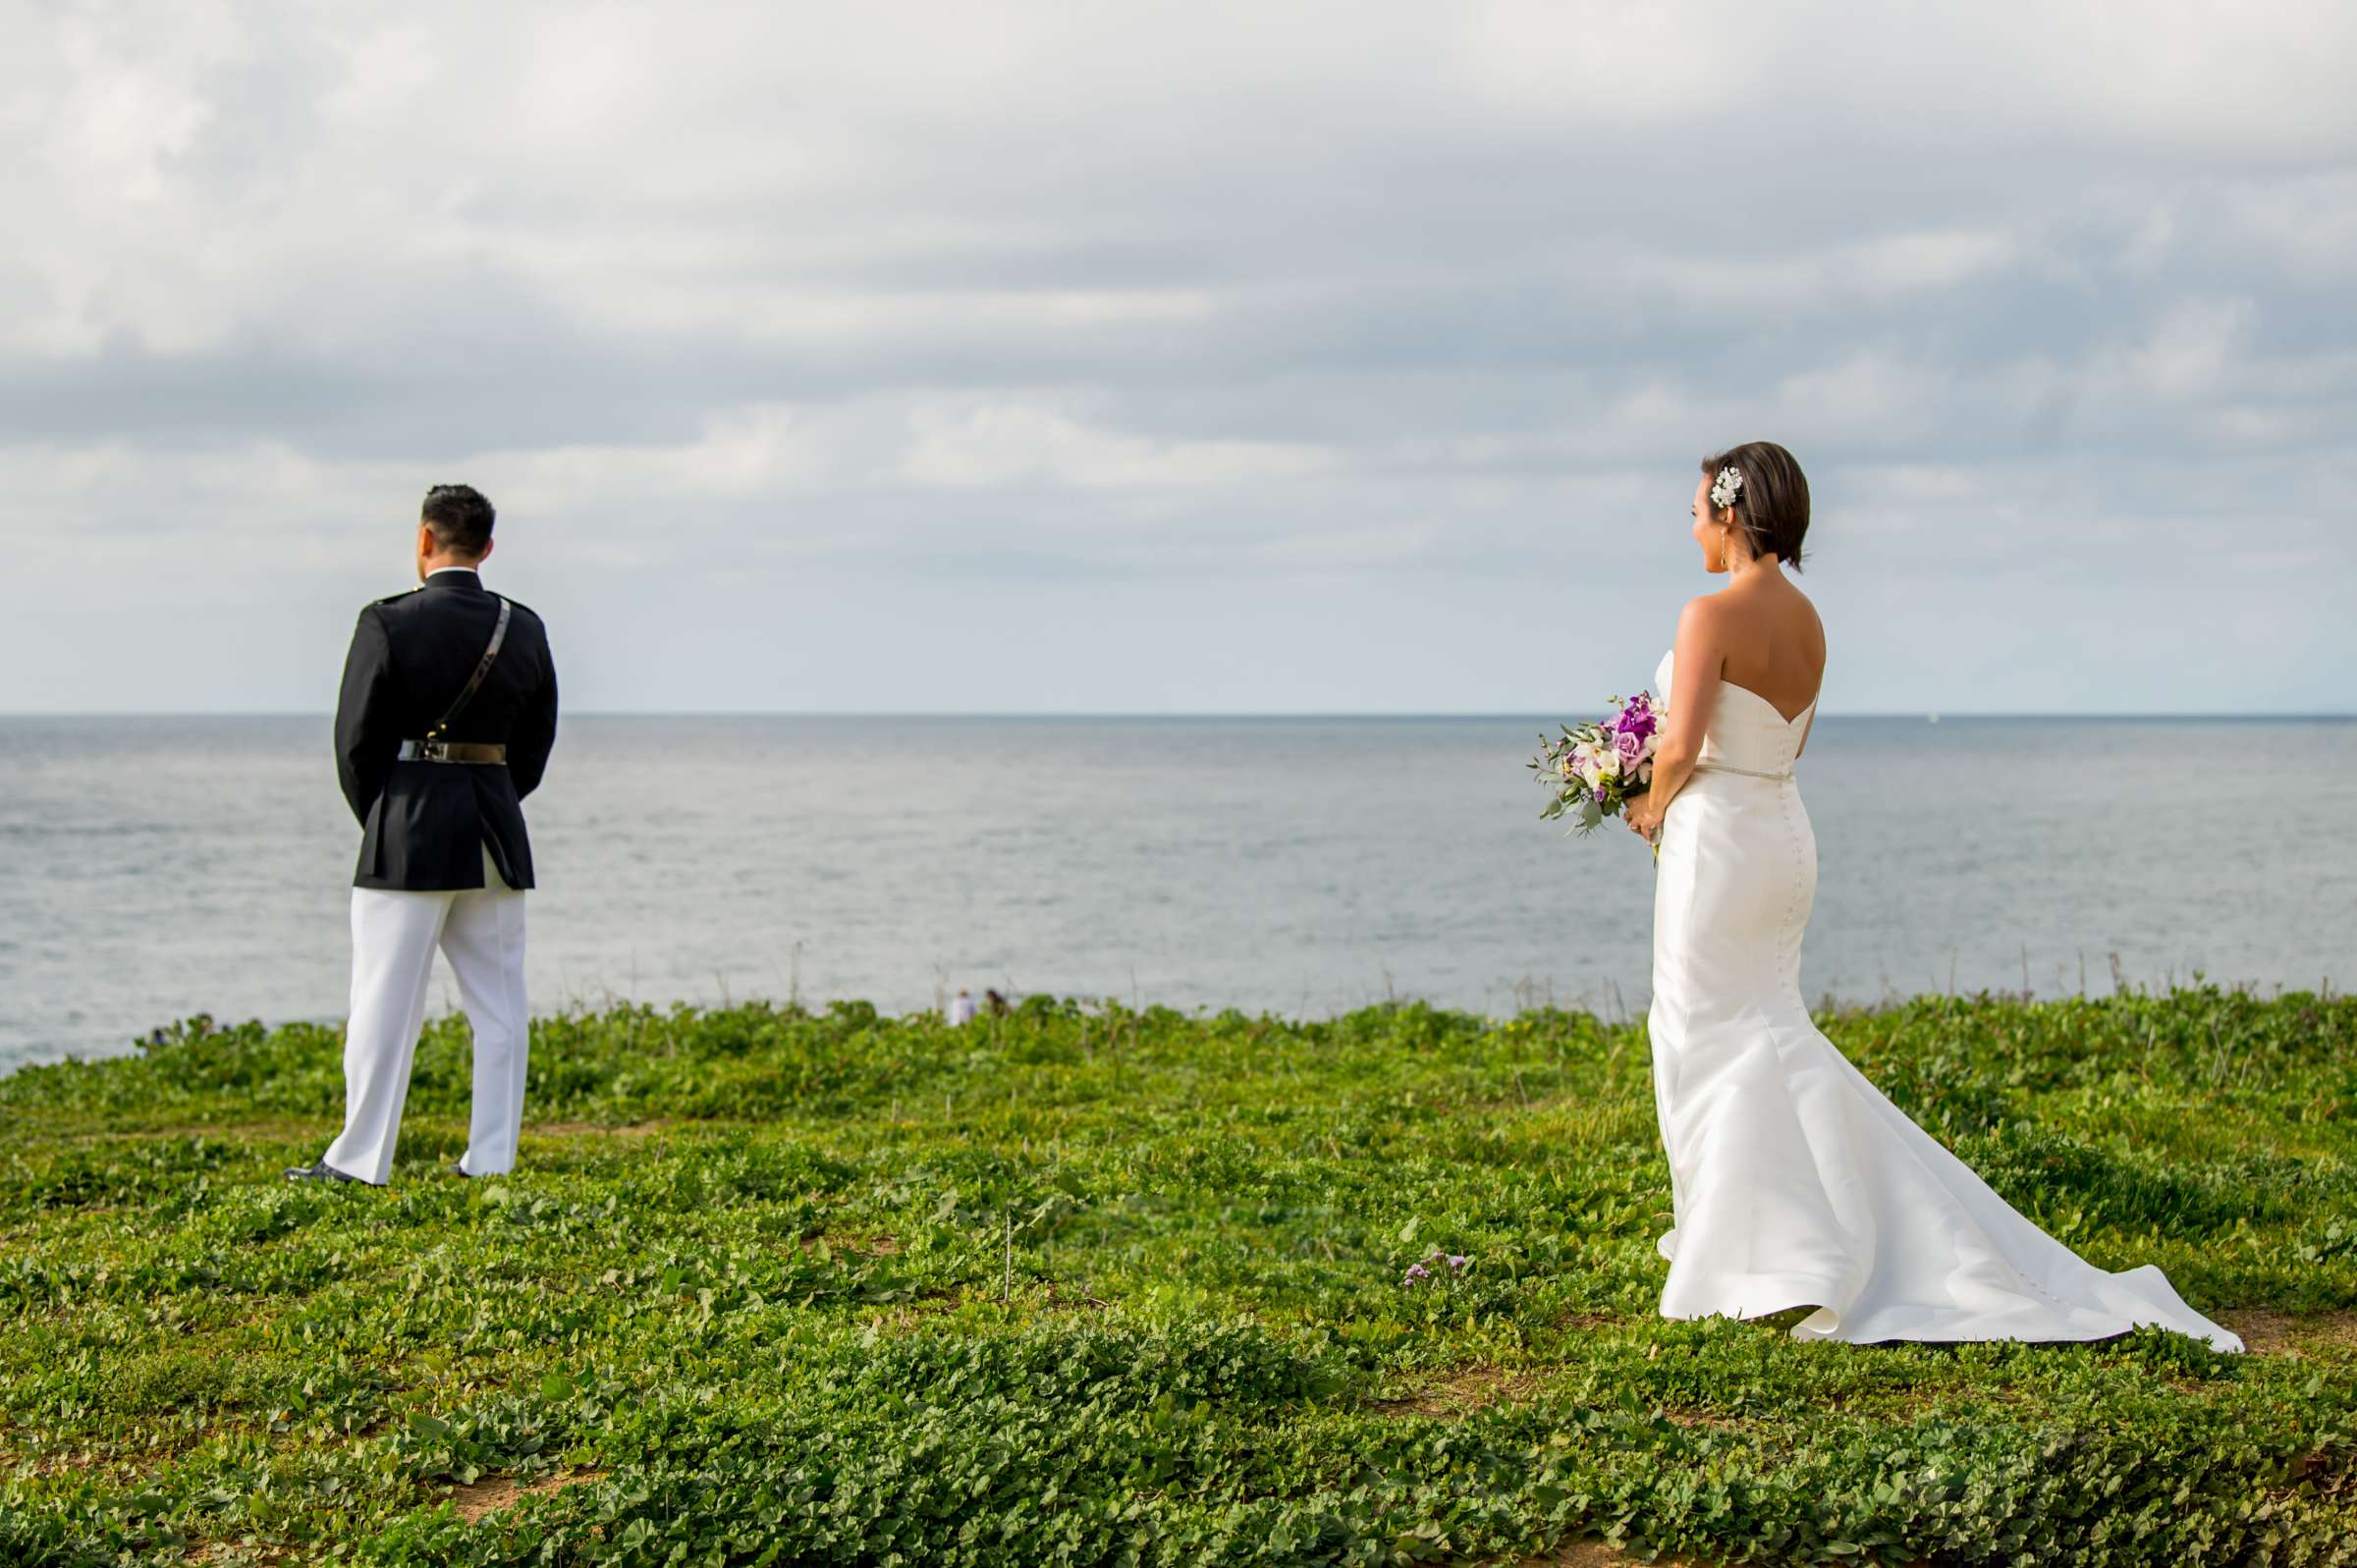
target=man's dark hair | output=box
[1699,442,1809,570]
[420,483,495,558]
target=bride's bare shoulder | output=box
[1672,591,1735,655]
[1778,584,1829,673]
[1755,571,1823,636]
[1788,581,1826,645]
[1675,591,1726,630]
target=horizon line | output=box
[4,708,2353,723]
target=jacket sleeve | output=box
[509,628,559,799]
[334,605,396,826]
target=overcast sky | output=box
[5,0,2351,714]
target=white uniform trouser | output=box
[323,846,527,1185]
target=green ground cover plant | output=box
[1,987,2352,1565]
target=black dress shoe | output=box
[283,1159,365,1184]
[448,1161,473,1179]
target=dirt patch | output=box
[1657,1407,1744,1432]
[1373,1364,1542,1421]
[185,1543,288,1565]
[2220,1310,2357,1356]
[75,1122,304,1146]
[450,1467,608,1524]
[1522,1541,1709,1567]
[1523,1541,1924,1568]
[1039,1282,1109,1311]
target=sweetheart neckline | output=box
[1722,680,1818,729]
[1655,652,1819,728]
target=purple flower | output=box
[1593,785,1608,805]
[1403,1263,1431,1285]
[1614,729,1646,771]
[1447,1254,1468,1271]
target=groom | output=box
[287,484,560,1185]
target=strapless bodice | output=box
[1653,649,1815,778]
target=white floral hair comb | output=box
[1710,466,1743,510]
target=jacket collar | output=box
[422,567,485,592]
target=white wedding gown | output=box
[1645,650,2241,1350]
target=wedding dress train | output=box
[1645,650,2241,1350]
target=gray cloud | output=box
[3,0,2352,714]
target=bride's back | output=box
[1712,570,1825,726]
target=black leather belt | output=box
[398,740,507,764]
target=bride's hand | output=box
[1625,794,1663,844]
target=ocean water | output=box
[2,714,2351,1075]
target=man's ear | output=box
[475,536,495,566]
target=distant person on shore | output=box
[947,988,977,1025]
[984,988,1010,1017]
[285,484,559,1186]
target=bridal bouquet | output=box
[1532,691,1661,838]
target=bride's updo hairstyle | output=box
[1701,441,1810,570]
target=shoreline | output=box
[5,973,2343,1086]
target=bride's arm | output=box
[1628,600,1724,841]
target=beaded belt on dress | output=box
[1691,761,1792,781]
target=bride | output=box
[1618,442,2240,1351]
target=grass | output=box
[1,987,2354,1565]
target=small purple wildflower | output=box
[1402,1263,1431,1285]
